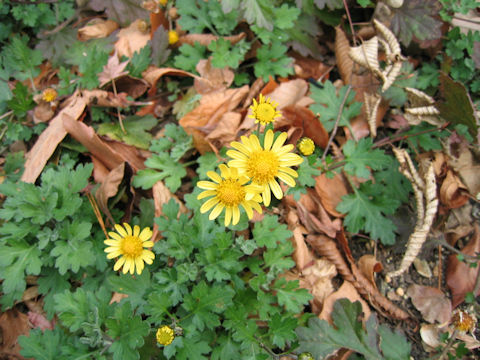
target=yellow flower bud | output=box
[298,137,315,156]
[42,88,57,103]
[168,30,179,45]
[156,325,175,346]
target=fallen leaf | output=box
[179,86,249,154]
[319,281,371,323]
[152,181,188,241]
[205,111,242,150]
[439,170,469,209]
[420,323,443,351]
[98,52,129,87]
[77,19,119,41]
[413,258,433,278]
[114,19,150,58]
[33,101,55,123]
[27,311,54,330]
[303,258,337,311]
[194,58,234,94]
[292,52,330,80]
[446,224,480,308]
[407,284,452,324]
[142,66,198,95]
[315,173,348,218]
[358,254,383,289]
[89,0,149,27]
[95,163,133,225]
[449,141,480,197]
[0,309,30,357]
[286,210,314,270]
[178,32,246,47]
[21,91,88,183]
[63,115,124,170]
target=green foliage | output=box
[127,45,152,78]
[209,38,250,69]
[97,115,157,150]
[2,34,43,83]
[133,124,192,191]
[337,181,399,245]
[7,82,34,118]
[309,81,362,132]
[342,138,390,179]
[296,299,411,359]
[174,42,208,73]
[254,40,294,80]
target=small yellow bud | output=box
[156,325,175,346]
[42,88,57,103]
[298,137,315,156]
[158,0,168,5]
[168,30,179,45]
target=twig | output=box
[110,78,126,133]
[342,0,357,45]
[372,122,450,148]
[321,85,352,162]
[41,11,78,36]
[438,244,442,290]
[433,238,479,262]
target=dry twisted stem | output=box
[388,152,438,277]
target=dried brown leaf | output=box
[205,111,242,150]
[335,26,353,84]
[0,309,30,357]
[315,173,348,218]
[114,19,150,58]
[407,284,452,324]
[439,170,469,209]
[178,32,246,47]
[358,254,383,289]
[446,224,480,308]
[142,66,198,94]
[286,210,314,270]
[78,19,119,41]
[194,58,234,94]
[98,52,129,87]
[21,91,88,183]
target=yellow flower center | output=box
[247,150,279,184]
[121,236,143,257]
[217,179,245,206]
[255,103,276,124]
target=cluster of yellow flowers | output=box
[197,95,304,227]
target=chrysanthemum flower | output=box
[168,30,179,45]
[197,164,263,226]
[42,88,57,103]
[104,223,155,275]
[227,129,303,206]
[452,309,476,333]
[248,94,281,126]
[156,325,174,346]
[298,137,315,156]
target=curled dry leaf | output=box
[114,19,150,58]
[439,170,469,209]
[179,85,249,154]
[407,284,452,324]
[277,105,328,149]
[142,66,198,94]
[205,111,242,151]
[98,52,129,87]
[446,224,480,308]
[319,281,371,323]
[404,87,442,126]
[95,162,133,226]
[78,19,119,41]
[315,173,348,218]
[21,90,89,183]
[364,92,382,137]
[0,309,30,357]
[305,259,337,312]
[357,254,383,289]
[194,58,234,94]
[448,140,480,197]
[152,180,188,242]
[420,323,443,351]
[178,32,246,47]
[286,209,314,270]
[335,26,353,84]
[348,36,380,74]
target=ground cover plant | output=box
[0,0,479,359]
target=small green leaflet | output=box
[208,38,249,69]
[252,215,291,249]
[272,278,312,313]
[254,41,293,81]
[127,45,152,78]
[174,42,207,73]
[97,115,156,150]
[342,138,390,179]
[133,153,186,192]
[336,182,398,245]
[309,80,362,132]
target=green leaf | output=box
[98,115,156,150]
[150,123,193,162]
[51,236,94,275]
[37,267,70,319]
[174,42,207,73]
[7,82,34,118]
[181,281,235,331]
[272,278,312,313]
[378,324,411,360]
[252,215,291,249]
[19,328,68,360]
[263,241,295,274]
[309,81,362,132]
[337,182,398,244]
[133,152,186,191]
[296,299,383,359]
[267,314,298,348]
[211,335,241,360]
[196,151,221,179]
[106,302,149,360]
[296,158,321,187]
[107,270,152,311]
[254,41,293,81]
[144,291,173,324]
[2,35,43,81]
[167,335,211,360]
[342,138,390,179]
[208,38,249,69]
[127,45,152,78]
[35,27,77,67]
[154,268,189,305]
[242,0,273,31]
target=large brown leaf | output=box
[446,224,480,308]
[89,0,149,27]
[407,284,452,324]
[0,309,30,357]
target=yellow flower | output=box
[158,0,168,5]
[227,129,303,206]
[42,88,57,103]
[248,93,281,125]
[197,164,263,226]
[452,309,476,333]
[168,30,179,45]
[156,325,174,346]
[104,223,155,275]
[298,137,315,156]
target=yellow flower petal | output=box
[104,239,120,246]
[230,141,252,155]
[262,187,271,207]
[226,150,248,161]
[232,206,240,225]
[269,179,283,200]
[108,232,123,241]
[133,225,140,237]
[264,130,274,151]
[207,171,222,183]
[241,201,253,219]
[107,250,122,259]
[135,257,144,274]
[123,223,133,236]
[198,190,216,199]
[200,197,219,213]
[209,203,224,220]
[197,181,218,190]
[114,224,128,237]
[277,172,296,187]
[139,227,152,241]
[114,257,126,271]
[142,240,154,247]
[272,131,288,151]
[224,207,232,227]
